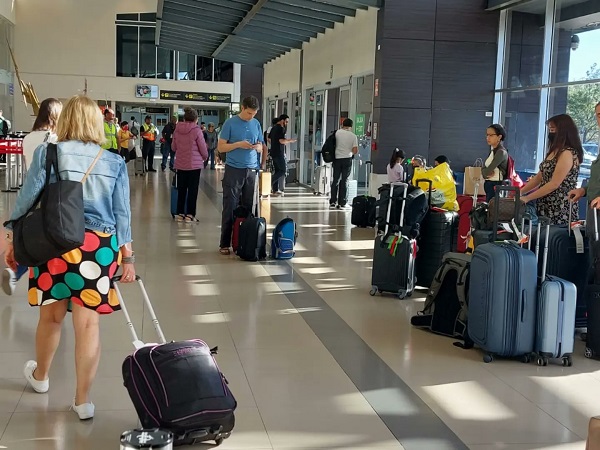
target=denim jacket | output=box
[5,141,132,247]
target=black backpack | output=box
[410,253,472,344]
[321,131,336,164]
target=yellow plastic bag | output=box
[412,163,458,211]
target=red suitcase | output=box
[456,184,485,253]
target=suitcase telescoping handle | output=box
[532,217,551,283]
[414,178,433,207]
[365,161,372,191]
[112,276,167,350]
[385,182,409,235]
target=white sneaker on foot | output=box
[2,268,17,296]
[23,360,49,393]
[71,400,95,420]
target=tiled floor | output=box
[0,165,597,449]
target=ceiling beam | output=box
[256,9,335,29]
[242,21,317,39]
[252,15,326,34]
[163,4,245,22]
[270,0,356,17]
[234,29,305,49]
[237,24,312,43]
[212,0,270,58]
[161,12,233,35]
[262,2,345,23]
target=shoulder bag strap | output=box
[81,149,104,184]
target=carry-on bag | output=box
[531,206,589,328]
[232,206,250,254]
[271,217,297,260]
[312,165,332,196]
[370,182,417,299]
[115,276,236,447]
[467,233,537,363]
[534,219,576,366]
[134,155,145,176]
[410,252,471,341]
[170,173,188,219]
[259,171,272,198]
[376,184,428,238]
[472,185,522,248]
[456,181,485,253]
[414,179,459,289]
[351,161,376,228]
[585,209,600,360]
[237,172,267,261]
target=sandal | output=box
[185,215,199,223]
[219,248,231,255]
[176,214,186,222]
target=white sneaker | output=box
[71,400,95,420]
[2,268,17,296]
[23,360,49,393]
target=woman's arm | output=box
[112,161,132,249]
[520,172,542,196]
[481,149,507,179]
[5,144,48,229]
[522,151,574,202]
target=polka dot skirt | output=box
[28,230,122,314]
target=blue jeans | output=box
[161,141,174,170]
[208,148,216,169]
[15,264,28,280]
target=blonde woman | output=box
[4,95,135,420]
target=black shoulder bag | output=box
[5,143,103,267]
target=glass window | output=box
[214,60,233,82]
[503,89,541,173]
[507,11,545,88]
[140,13,156,22]
[196,57,213,81]
[116,13,138,21]
[157,47,173,80]
[116,25,138,78]
[138,27,156,78]
[178,52,195,80]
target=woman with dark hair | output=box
[172,107,208,222]
[521,114,583,224]
[3,98,63,296]
[481,123,509,201]
[22,98,62,169]
[386,148,406,183]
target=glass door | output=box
[303,92,316,185]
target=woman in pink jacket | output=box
[172,107,209,222]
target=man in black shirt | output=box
[269,114,296,196]
[161,115,177,171]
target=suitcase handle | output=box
[112,276,167,349]
[491,185,521,241]
[414,178,433,207]
[521,290,527,323]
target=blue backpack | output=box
[271,217,297,260]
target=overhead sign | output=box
[159,90,232,103]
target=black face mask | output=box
[548,132,556,142]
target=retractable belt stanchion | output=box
[0,138,24,192]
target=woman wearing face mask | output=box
[520,114,583,225]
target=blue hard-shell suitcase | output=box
[534,222,577,367]
[170,174,188,218]
[468,241,537,362]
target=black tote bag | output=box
[6,143,103,267]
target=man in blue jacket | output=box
[217,96,266,255]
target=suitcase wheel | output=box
[483,354,494,363]
[398,291,407,300]
[369,287,379,296]
[562,356,572,367]
[585,347,594,359]
[521,354,532,364]
[537,356,549,367]
[216,437,224,446]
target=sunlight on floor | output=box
[277,307,322,315]
[187,281,220,296]
[327,240,375,251]
[298,267,337,275]
[362,387,421,415]
[422,381,516,421]
[292,257,326,265]
[191,312,230,324]
[182,265,210,276]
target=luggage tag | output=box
[568,203,585,254]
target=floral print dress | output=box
[536,148,579,225]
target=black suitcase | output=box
[376,184,428,237]
[415,208,459,289]
[370,182,417,299]
[236,173,267,262]
[585,209,600,359]
[115,276,236,447]
[531,222,590,328]
[351,195,376,228]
